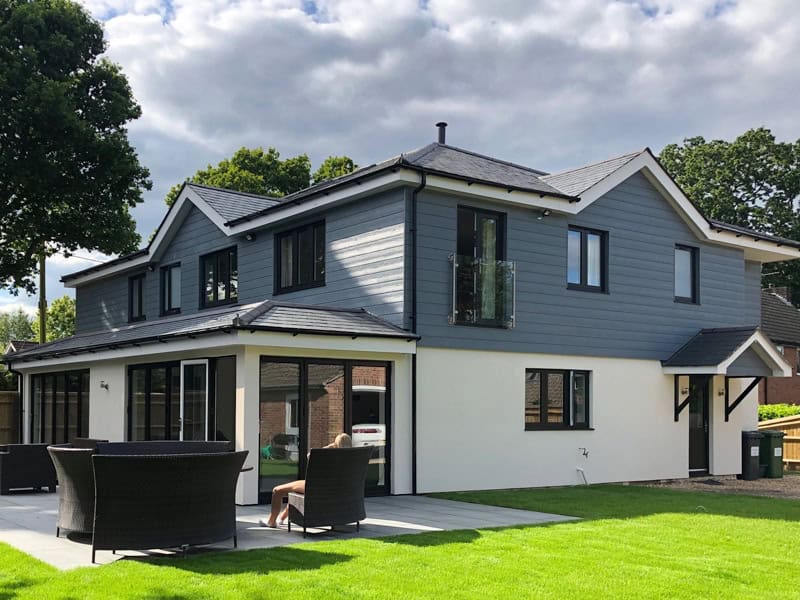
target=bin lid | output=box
[761,430,785,438]
[742,430,764,438]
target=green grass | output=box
[2,485,800,599]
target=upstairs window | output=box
[567,226,607,292]
[674,245,699,304]
[525,369,590,430]
[128,274,146,322]
[201,247,238,308]
[275,221,325,294]
[161,263,181,315]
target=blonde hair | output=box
[334,433,352,448]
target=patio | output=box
[0,492,575,569]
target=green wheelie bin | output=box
[760,431,785,478]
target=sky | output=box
[2,0,799,315]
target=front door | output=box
[688,375,710,475]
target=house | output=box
[759,288,800,405]
[4,124,798,504]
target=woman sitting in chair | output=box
[260,433,352,528]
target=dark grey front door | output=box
[688,375,710,475]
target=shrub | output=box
[758,403,800,421]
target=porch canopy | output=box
[662,326,791,422]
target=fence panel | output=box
[0,390,20,444]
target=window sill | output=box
[274,280,326,296]
[451,320,514,329]
[128,316,146,323]
[674,297,700,305]
[200,299,239,310]
[160,309,181,317]
[525,426,594,431]
[567,284,607,294]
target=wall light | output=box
[245,233,256,242]
[537,209,552,220]
[100,381,109,390]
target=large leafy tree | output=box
[0,0,151,294]
[312,155,358,184]
[659,128,800,300]
[35,295,75,342]
[0,308,34,389]
[164,147,313,206]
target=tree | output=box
[35,295,75,342]
[0,0,151,295]
[164,147,313,206]
[0,308,34,390]
[659,128,800,300]
[312,155,358,184]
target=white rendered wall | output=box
[709,375,758,475]
[415,347,691,493]
[88,361,127,442]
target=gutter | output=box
[410,169,426,495]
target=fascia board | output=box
[422,174,580,214]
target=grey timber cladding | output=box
[74,188,407,332]
[727,347,773,377]
[414,171,761,359]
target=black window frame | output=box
[126,362,181,441]
[160,262,181,316]
[674,244,699,304]
[200,246,238,308]
[128,273,146,322]
[525,368,591,431]
[29,369,90,444]
[274,221,326,295]
[567,226,608,293]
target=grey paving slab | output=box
[0,492,577,570]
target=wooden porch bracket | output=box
[674,375,690,422]
[724,376,763,422]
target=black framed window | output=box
[161,263,181,315]
[127,362,181,441]
[567,226,607,292]
[128,273,146,322]
[29,370,90,444]
[275,221,325,294]
[674,245,699,303]
[525,369,590,430]
[201,247,238,308]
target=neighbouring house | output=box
[759,288,800,405]
[4,123,798,504]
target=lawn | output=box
[2,485,799,599]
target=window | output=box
[525,369,590,430]
[129,274,146,322]
[275,221,325,294]
[128,363,181,441]
[160,263,181,315]
[567,226,607,291]
[674,245,698,303]
[30,370,89,444]
[452,206,514,327]
[201,247,238,307]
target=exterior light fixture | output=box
[100,381,109,390]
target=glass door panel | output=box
[259,361,301,498]
[150,367,167,440]
[306,363,346,454]
[67,373,80,443]
[350,365,389,492]
[181,361,208,441]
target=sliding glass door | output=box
[258,358,391,502]
[180,360,208,441]
[30,370,90,444]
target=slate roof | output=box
[540,151,642,196]
[188,183,281,222]
[761,290,800,346]
[662,326,759,367]
[3,301,417,363]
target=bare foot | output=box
[259,519,278,528]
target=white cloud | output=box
[3,0,799,308]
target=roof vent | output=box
[436,121,447,144]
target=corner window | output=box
[567,226,607,292]
[128,273,146,322]
[525,369,590,430]
[201,247,238,308]
[161,263,181,315]
[674,245,698,303]
[275,221,325,294]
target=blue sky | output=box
[2,0,799,315]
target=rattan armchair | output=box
[48,446,96,536]
[287,446,373,536]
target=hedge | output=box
[758,403,800,421]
